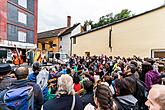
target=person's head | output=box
[105,63,110,69]
[0,64,12,79]
[83,79,93,92]
[15,67,29,80]
[32,62,41,74]
[146,58,155,65]
[142,61,153,72]
[57,74,74,95]
[124,64,136,75]
[73,73,80,84]
[158,64,165,73]
[94,82,114,110]
[145,85,165,110]
[130,60,138,68]
[114,76,136,96]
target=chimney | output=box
[67,16,71,27]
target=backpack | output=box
[115,95,139,110]
[135,79,148,110]
[0,84,34,110]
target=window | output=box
[42,43,45,50]
[18,31,26,42]
[18,0,27,8]
[60,37,62,41]
[18,11,27,24]
[73,37,76,44]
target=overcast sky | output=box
[38,0,164,32]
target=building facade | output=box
[71,5,165,58]
[38,27,67,57]
[59,23,82,56]
[0,0,38,61]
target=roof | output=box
[71,4,165,38]
[58,23,80,37]
[38,27,67,39]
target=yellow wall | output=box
[72,7,165,58]
[38,37,59,52]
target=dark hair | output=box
[83,79,93,92]
[73,73,80,84]
[158,65,165,73]
[32,62,41,73]
[130,61,138,67]
[128,64,137,74]
[115,77,136,96]
[140,62,153,82]
[94,82,113,110]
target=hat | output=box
[0,64,11,74]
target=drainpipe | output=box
[70,37,72,56]
[109,26,112,52]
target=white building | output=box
[59,23,82,56]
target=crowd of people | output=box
[0,55,165,110]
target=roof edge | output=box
[71,4,165,38]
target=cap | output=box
[0,64,11,74]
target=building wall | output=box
[60,34,71,55]
[7,0,35,44]
[38,37,59,52]
[0,0,7,40]
[72,7,165,58]
[71,25,81,36]
[72,28,110,56]
[0,0,37,50]
[60,24,81,56]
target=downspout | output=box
[70,37,72,56]
[109,26,112,52]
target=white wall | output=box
[60,24,81,55]
[60,34,71,55]
[71,24,81,36]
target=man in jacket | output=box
[15,66,44,110]
[0,64,16,110]
[0,64,16,90]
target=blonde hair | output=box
[57,74,75,96]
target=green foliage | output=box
[83,9,134,30]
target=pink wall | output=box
[0,0,7,40]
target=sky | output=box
[38,0,165,32]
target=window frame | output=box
[18,0,27,8]
[18,31,27,42]
[18,11,27,24]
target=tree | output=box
[83,9,134,30]
[113,9,134,21]
[82,20,93,31]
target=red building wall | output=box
[34,0,38,44]
[0,0,7,40]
